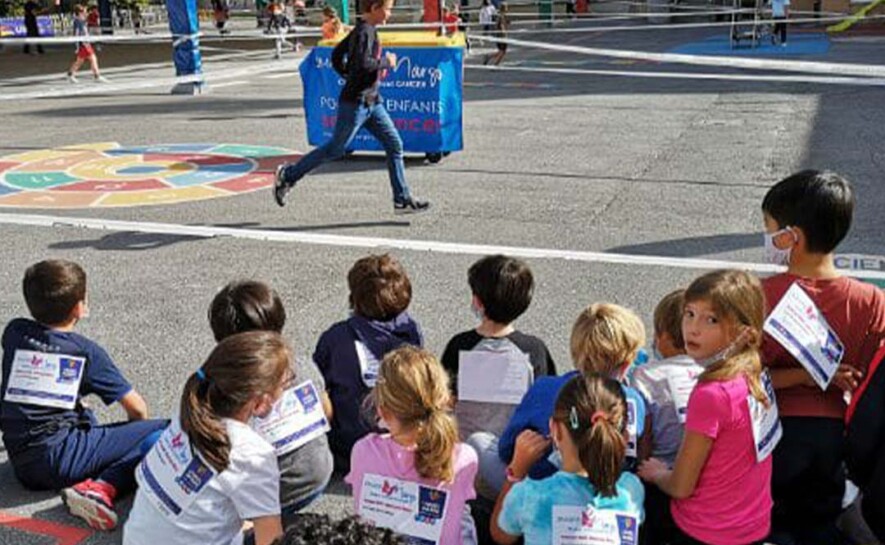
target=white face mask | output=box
[471,301,484,321]
[695,328,752,368]
[764,227,796,266]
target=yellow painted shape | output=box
[14,151,104,173]
[59,142,120,152]
[98,185,226,206]
[828,0,885,32]
[0,191,101,208]
[0,143,119,163]
[69,157,190,181]
[320,30,466,47]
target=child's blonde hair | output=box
[373,346,458,482]
[684,269,768,405]
[570,303,646,377]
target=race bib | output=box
[137,420,216,518]
[666,369,699,424]
[749,371,782,463]
[251,380,330,456]
[552,505,639,545]
[625,398,638,458]
[764,283,845,391]
[4,350,86,410]
[457,350,533,405]
[358,474,449,544]
[355,340,381,388]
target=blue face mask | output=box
[652,343,664,361]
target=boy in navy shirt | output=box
[312,254,423,471]
[0,260,166,531]
[273,0,430,214]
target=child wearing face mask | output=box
[638,270,776,545]
[760,170,885,545]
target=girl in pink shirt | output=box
[638,270,774,545]
[346,346,478,544]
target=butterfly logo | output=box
[171,432,184,449]
[382,480,399,496]
[581,508,596,528]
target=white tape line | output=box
[1,212,883,280]
[211,80,249,88]
[472,34,885,78]
[470,63,885,86]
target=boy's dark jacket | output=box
[331,20,388,105]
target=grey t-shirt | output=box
[278,357,333,509]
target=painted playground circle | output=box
[0,143,303,208]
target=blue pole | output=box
[166,0,204,94]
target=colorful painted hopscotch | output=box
[0,143,303,208]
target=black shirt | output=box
[331,20,388,105]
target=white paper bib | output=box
[250,380,330,456]
[749,371,782,463]
[356,340,381,388]
[666,368,700,424]
[625,398,638,458]
[4,350,86,410]
[457,350,533,405]
[552,505,639,545]
[358,474,449,544]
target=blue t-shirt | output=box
[498,470,645,545]
[0,318,132,458]
[499,371,647,479]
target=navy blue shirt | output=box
[0,318,132,457]
[313,312,423,464]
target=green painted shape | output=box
[4,171,79,190]
[209,144,290,158]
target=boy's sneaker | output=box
[273,164,294,207]
[394,198,431,214]
[95,75,110,83]
[61,479,118,531]
[67,74,78,84]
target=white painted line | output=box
[212,80,249,88]
[1,212,884,280]
[469,64,885,87]
[263,72,297,79]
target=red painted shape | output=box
[0,162,19,175]
[143,153,244,165]
[211,173,273,192]
[253,154,303,173]
[52,179,169,192]
[0,511,93,545]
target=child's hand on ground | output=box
[509,430,551,479]
[638,457,670,485]
[832,364,863,392]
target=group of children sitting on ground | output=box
[2,169,885,545]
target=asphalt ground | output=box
[1,14,884,545]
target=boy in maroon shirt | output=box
[760,170,885,545]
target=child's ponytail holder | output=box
[569,406,580,430]
[195,368,207,382]
[590,410,608,426]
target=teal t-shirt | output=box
[498,471,645,545]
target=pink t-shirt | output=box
[345,433,478,545]
[671,376,772,545]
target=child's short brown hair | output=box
[323,5,338,17]
[653,289,685,350]
[348,254,412,321]
[23,260,87,326]
[360,0,389,13]
[570,303,645,376]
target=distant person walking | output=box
[23,0,45,55]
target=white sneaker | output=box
[67,74,78,84]
[95,75,110,83]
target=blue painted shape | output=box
[117,165,167,175]
[166,160,252,186]
[104,144,216,156]
[670,32,830,57]
[0,179,21,196]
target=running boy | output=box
[312,253,424,471]
[273,0,430,214]
[441,254,556,440]
[0,260,167,530]
[760,170,885,545]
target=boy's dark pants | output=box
[769,417,846,545]
[12,416,168,495]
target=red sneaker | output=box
[61,479,118,531]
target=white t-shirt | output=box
[629,354,703,467]
[479,5,497,26]
[771,0,789,18]
[124,418,281,545]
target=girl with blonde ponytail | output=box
[124,331,291,545]
[638,269,775,545]
[345,346,479,545]
[491,374,645,545]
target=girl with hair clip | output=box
[491,374,645,545]
[346,346,479,545]
[123,331,291,545]
[638,270,778,545]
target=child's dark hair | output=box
[468,254,534,324]
[762,170,854,254]
[654,289,685,350]
[23,260,87,326]
[360,0,388,13]
[180,331,291,472]
[322,5,338,17]
[552,374,627,497]
[209,280,286,341]
[348,254,412,321]
[272,514,407,545]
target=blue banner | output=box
[166,0,202,78]
[0,15,55,37]
[300,46,463,153]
